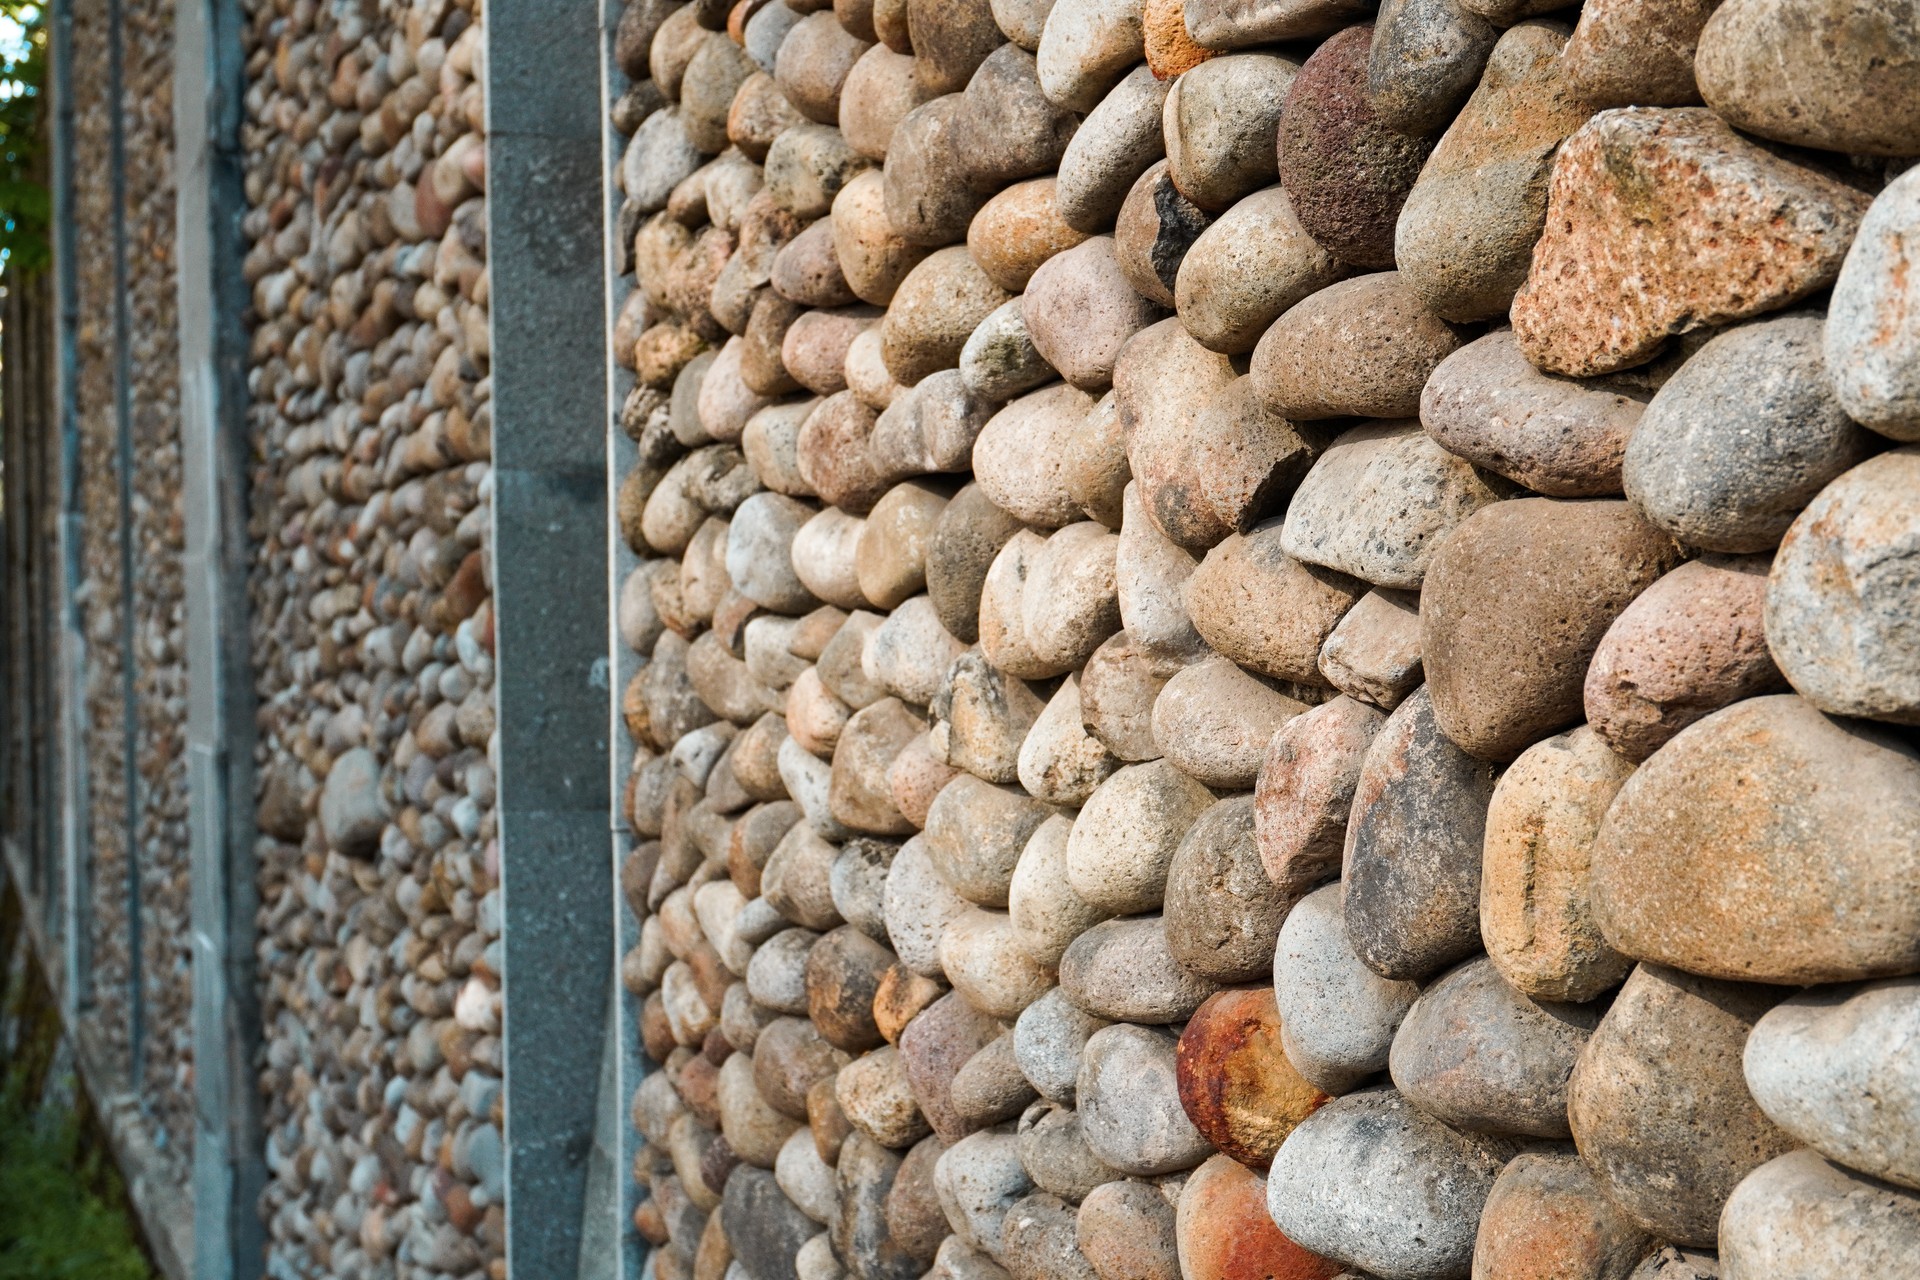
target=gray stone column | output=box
[485,2,615,1274]
[172,0,268,1274]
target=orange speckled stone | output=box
[1510,108,1870,376]
[1471,1150,1653,1280]
[1175,987,1330,1168]
[1145,0,1217,79]
[873,962,946,1043]
[967,178,1094,294]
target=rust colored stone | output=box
[969,179,1096,294]
[635,1197,671,1246]
[679,1052,725,1129]
[809,1075,854,1166]
[1177,1155,1344,1280]
[643,990,678,1062]
[1175,988,1331,1168]
[441,550,488,626]
[806,925,895,1052]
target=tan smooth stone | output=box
[1481,726,1637,1003]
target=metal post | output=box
[173,0,267,1274]
[485,2,614,1274]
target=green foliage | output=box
[0,0,47,276]
[0,885,153,1280]
[0,1104,155,1280]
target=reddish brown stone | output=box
[885,1135,951,1263]
[442,550,487,625]
[679,1052,724,1129]
[1421,498,1682,761]
[809,1075,854,1166]
[635,1197,671,1246]
[1584,556,1786,762]
[1254,696,1385,916]
[1176,988,1331,1169]
[796,391,890,513]
[1471,1151,1653,1280]
[1176,1155,1343,1280]
[1276,25,1438,269]
[896,991,1003,1143]
[643,991,678,1062]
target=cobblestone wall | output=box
[124,0,195,1171]
[239,1,500,1276]
[71,0,133,1082]
[609,1,1920,1278]
[64,0,195,1181]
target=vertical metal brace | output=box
[485,2,615,1274]
[173,0,268,1275]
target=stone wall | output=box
[608,1,1920,1278]
[71,0,133,1083]
[238,0,500,1276]
[66,0,195,1180]
[124,0,195,1171]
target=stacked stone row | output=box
[241,1,502,1277]
[122,0,197,1172]
[612,0,1920,1278]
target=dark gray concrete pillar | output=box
[485,2,615,1274]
